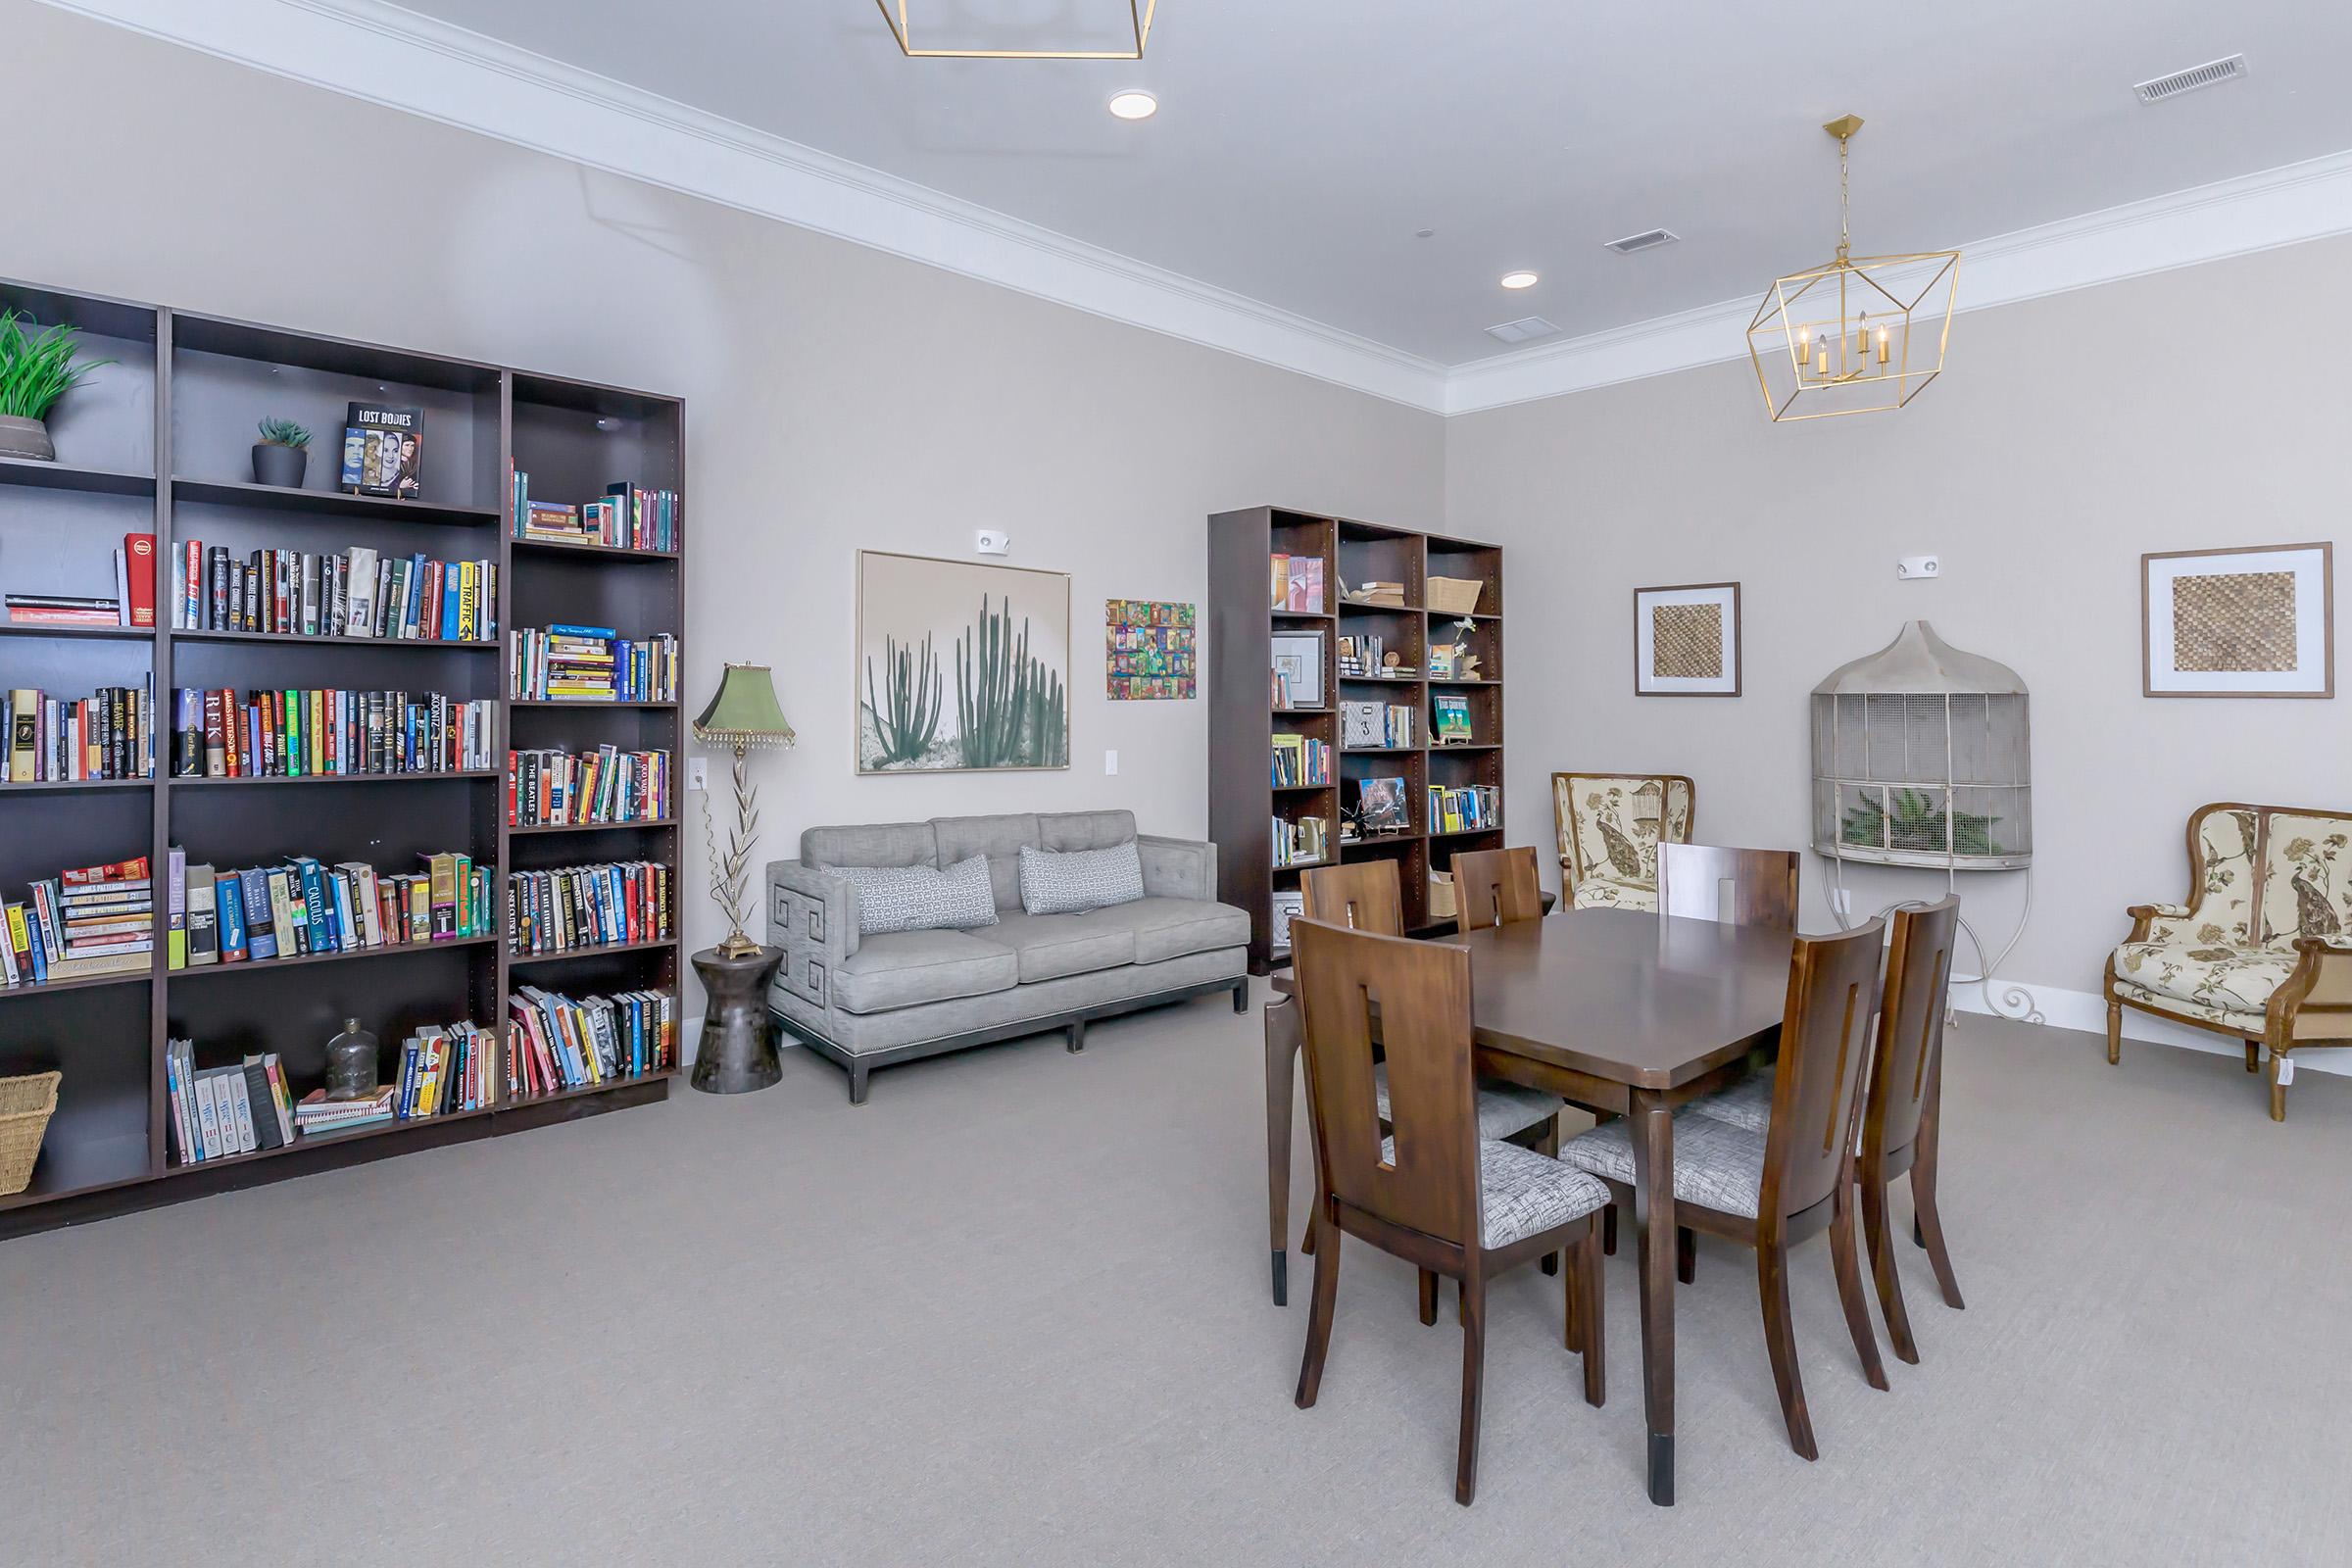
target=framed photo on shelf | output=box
[1270,630,1326,709]
[2142,543,2333,699]
[857,551,1072,772]
[1634,581,1740,697]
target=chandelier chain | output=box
[1838,131,1851,265]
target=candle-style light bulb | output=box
[1815,338,1830,376]
[1876,323,1890,365]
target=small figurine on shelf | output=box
[1381,651,1405,677]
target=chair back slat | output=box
[1761,919,1886,1221]
[1657,843,1799,930]
[1867,897,1959,1166]
[1293,918,1478,1252]
[1451,846,1544,933]
[1300,860,1404,936]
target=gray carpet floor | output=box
[5,986,2350,1565]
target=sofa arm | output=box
[768,860,858,1016]
[1138,834,1218,902]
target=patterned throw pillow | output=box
[1019,843,1146,916]
[823,855,998,937]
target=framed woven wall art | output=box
[1104,599,1197,700]
[1634,581,1741,696]
[2142,543,2333,699]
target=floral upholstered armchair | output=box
[2105,803,2352,1120]
[1551,772,1695,912]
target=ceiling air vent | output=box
[1604,228,1681,255]
[2134,54,2247,104]
[1485,316,1561,346]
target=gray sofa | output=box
[767,809,1250,1102]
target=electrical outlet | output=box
[976,530,1010,556]
[1897,554,1941,580]
[686,758,709,792]
[1104,749,1119,776]
[1832,887,1852,917]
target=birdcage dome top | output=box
[1812,620,2026,698]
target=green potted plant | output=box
[0,309,111,463]
[252,417,311,488]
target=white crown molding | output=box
[1443,146,2352,416]
[36,0,2352,420]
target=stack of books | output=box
[509,860,670,956]
[1269,554,1326,612]
[165,1042,296,1164]
[207,852,491,964]
[2,532,155,628]
[1271,814,1329,868]
[1427,783,1501,834]
[0,856,153,987]
[173,541,496,642]
[511,625,679,702]
[293,1085,400,1141]
[508,746,671,827]
[508,985,677,1097]
[6,682,156,782]
[1337,633,1407,678]
[1341,700,1418,750]
[171,687,495,778]
[511,472,681,553]
[391,1021,495,1118]
[1270,733,1330,787]
[1344,580,1410,608]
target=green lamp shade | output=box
[694,662,797,749]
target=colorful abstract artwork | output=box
[1104,599,1197,700]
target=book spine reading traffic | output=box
[5,680,156,783]
[169,688,494,778]
[506,860,671,957]
[510,625,678,702]
[0,856,153,988]
[510,469,681,553]
[507,985,677,1099]
[172,540,496,642]
[507,746,671,827]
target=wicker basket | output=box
[0,1071,61,1196]
[1426,576,1486,615]
[1427,869,1458,920]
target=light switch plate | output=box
[686,758,709,792]
[976,530,1010,556]
[1104,749,1119,775]
[1897,554,1941,580]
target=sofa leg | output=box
[1233,979,1250,1014]
[1067,1018,1088,1054]
[2269,1050,2286,1122]
[2105,999,2122,1066]
[2245,1040,2261,1073]
[848,1060,870,1105]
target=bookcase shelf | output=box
[1209,507,1508,972]
[509,698,681,710]
[506,818,677,838]
[0,274,684,1240]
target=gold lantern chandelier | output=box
[1747,116,1960,422]
[876,0,1156,60]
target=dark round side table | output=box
[690,944,785,1094]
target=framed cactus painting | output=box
[857,551,1071,772]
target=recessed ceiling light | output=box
[1499,270,1540,290]
[1108,90,1157,121]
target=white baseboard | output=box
[1948,976,2350,1077]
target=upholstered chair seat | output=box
[1375,1066,1566,1143]
[1686,1072,1775,1136]
[1558,1111,1769,1218]
[1382,1137,1613,1248]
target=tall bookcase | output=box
[0,276,683,1239]
[1208,507,1506,973]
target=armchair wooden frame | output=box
[2102,801,2352,1121]
[1551,772,1695,903]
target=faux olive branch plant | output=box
[0,309,112,422]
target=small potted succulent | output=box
[0,308,111,463]
[252,417,311,488]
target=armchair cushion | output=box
[2259,815,2352,947]
[1555,773,1691,906]
[2112,941,2295,1019]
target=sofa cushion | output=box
[2112,940,2294,1017]
[1088,897,1250,964]
[973,910,1137,983]
[933,813,1041,909]
[825,856,998,937]
[804,820,937,872]
[1039,809,1137,852]
[2259,813,2352,946]
[1019,842,1146,915]
[832,928,1019,1015]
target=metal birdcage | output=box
[1811,622,2030,871]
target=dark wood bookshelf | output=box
[1208,507,1506,971]
[0,274,683,1240]
[508,934,681,967]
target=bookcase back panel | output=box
[0,342,157,479]
[1426,746,1504,793]
[1337,607,1425,674]
[168,785,489,876]
[510,554,679,637]
[510,947,678,1003]
[0,984,151,1197]
[1430,684,1501,746]
[0,792,152,897]
[508,707,678,755]
[0,637,155,710]
[0,490,157,601]
[1336,529,1424,605]
[169,948,498,1094]
[171,493,498,562]
[170,351,501,511]
[507,822,679,875]
[169,640,502,707]
[510,399,681,506]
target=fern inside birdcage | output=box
[1840,788,2001,857]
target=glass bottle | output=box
[324,1017,378,1101]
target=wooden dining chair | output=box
[1267,858,1567,1304]
[1290,917,1608,1505]
[1559,919,1890,1461]
[1656,842,1799,930]
[1450,846,1544,934]
[1858,895,1966,1363]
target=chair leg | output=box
[1263,999,1300,1306]
[1538,1114,1561,1277]
[1419,1268,1439,1327]
[2105,998,2122,1065]
[1676,1225,1696,1285]
[1576,1226,1605,1408]
[2245,1039,2261,1073]
[2269,1049,2287,1122]
[1455,1270,1487,1506]
[1294,1209,1342,1409]
[1912,1173,1966,1310]
[1756,1240,1817,1461]
[1601,1201,1617,1257]
[1859,1171,1919,1365]
[1829,1178,1890,1394]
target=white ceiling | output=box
[377,0,2352,366]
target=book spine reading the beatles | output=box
[505,747,671,827]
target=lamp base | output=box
[690,944,785,1095]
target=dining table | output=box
[1265,906,1797,1506]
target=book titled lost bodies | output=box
[338,402,423,500]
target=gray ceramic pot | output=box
[251,442,307,487]
[0,414,55,461]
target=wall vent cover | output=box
[1485,316,1562,346]
[1604,228,1681,255]
[2134,54,2247,104]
